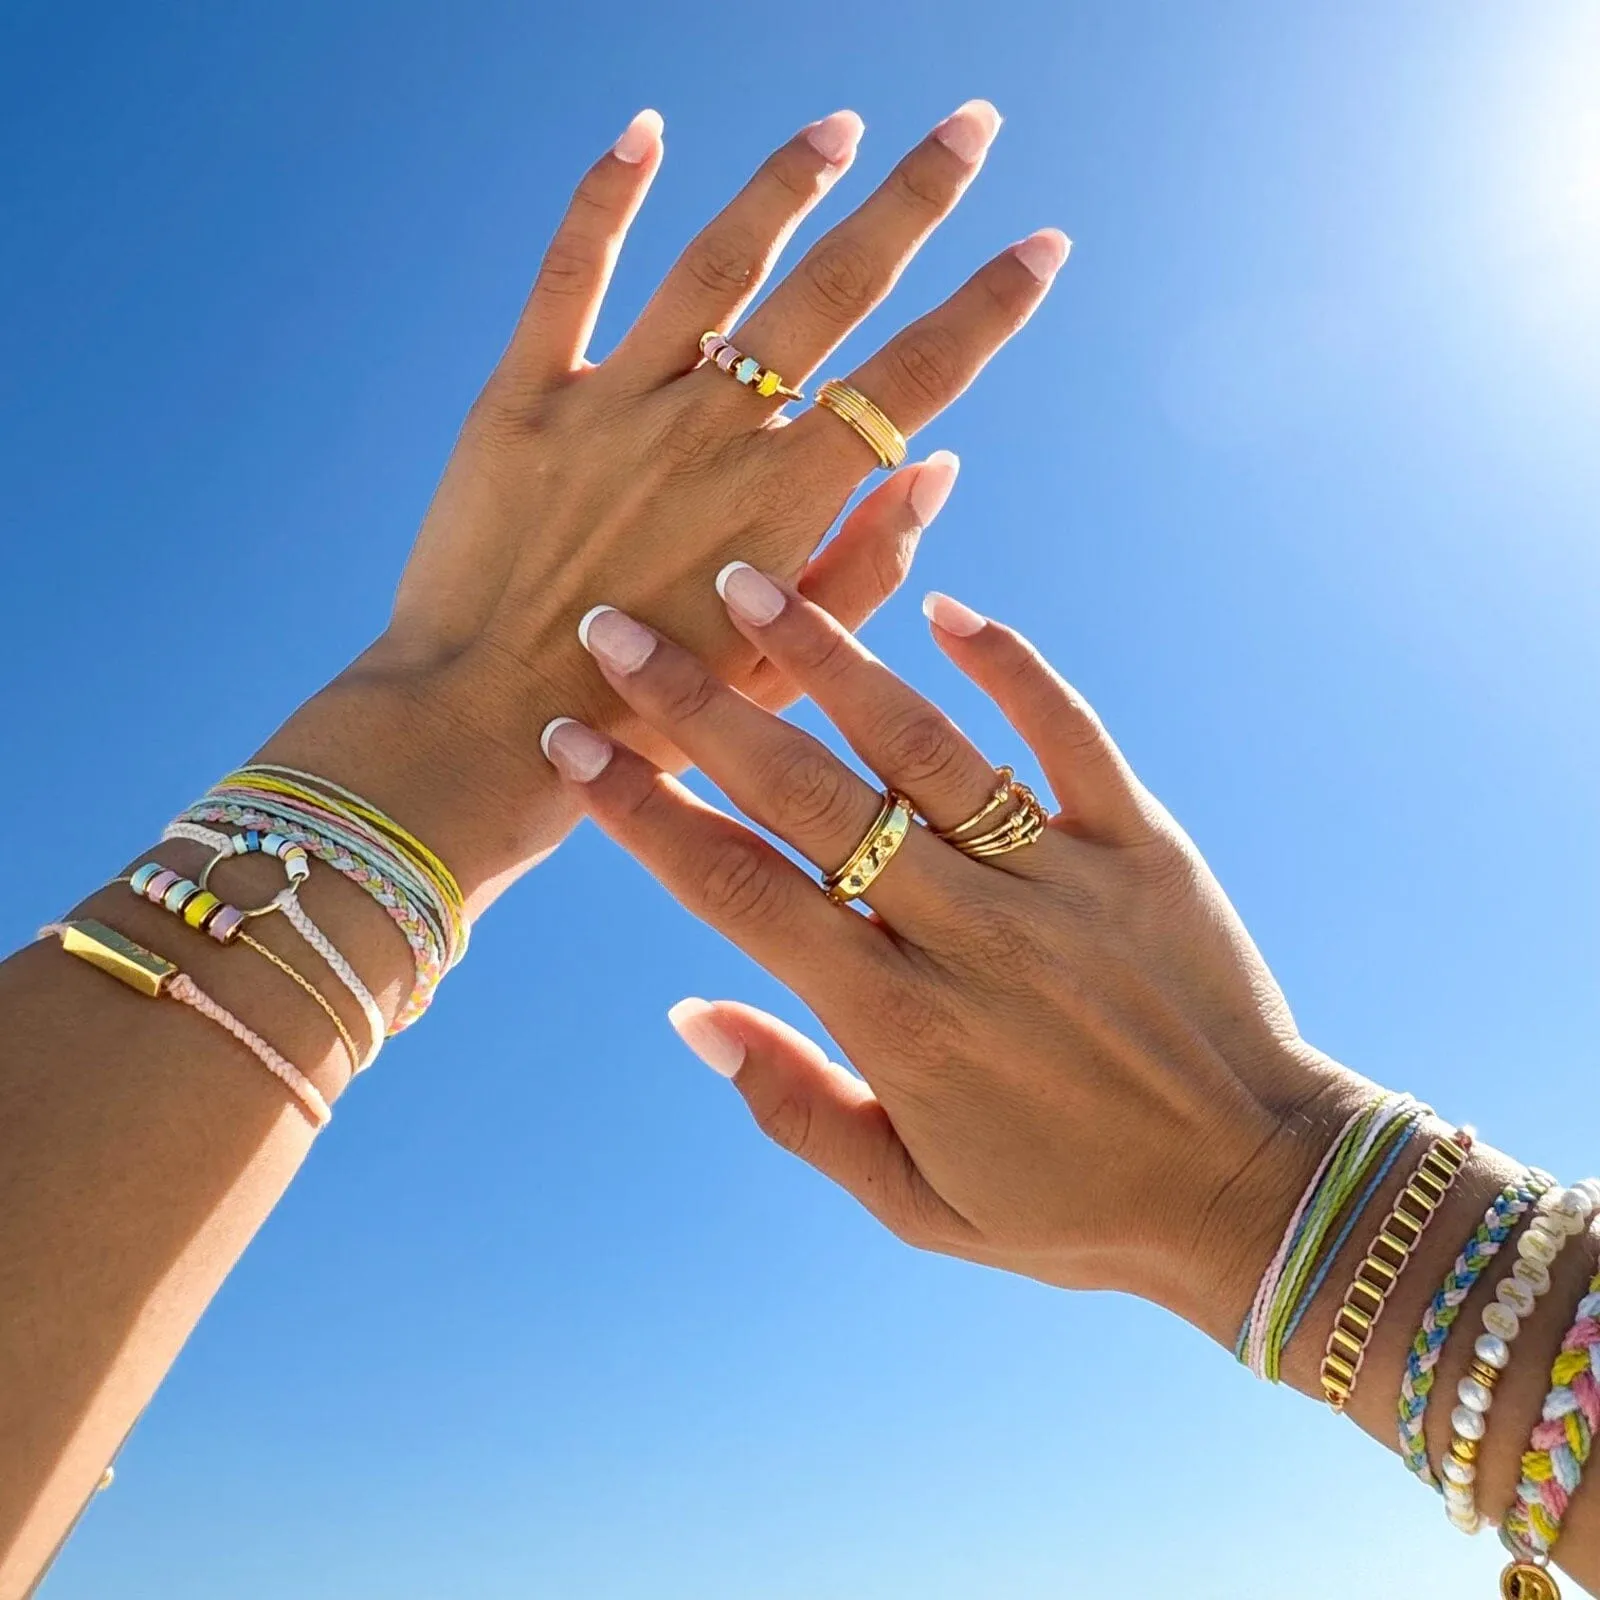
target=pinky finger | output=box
[498,109,664,392]
[923,592,1155,846]
[666,998,970,1248]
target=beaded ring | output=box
[698,330,803,400]
[1398,1173,1551,1486]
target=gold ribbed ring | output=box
[938,774,1048,861]
[815,379,907,469]
[822,792,914,904]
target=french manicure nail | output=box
[668,998,746,1078]
[1012,228,1071,283]
[540,717,615,781]
[934,98,1002,164]
[922,591,987,637]
[909,450,960,527]
[715,562,787,627]
[805,109,864,165]
[612,108,663,164]
[578,605,657,673]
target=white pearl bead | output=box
[1519,1229,1559,1268]
[1575,1178,1600,1210]
[1544,1193,1589,1234]
[1442,1455,1477,1486]
[1458,1375,1493,1412]
[1498,1276,1538,1316]
[1513,1256,1553,1295]
[1475,1332,1511,1369]
[1483,1301,1521,1341]
[1452,1404,1487,1440]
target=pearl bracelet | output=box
[1441,1182,1598,1534]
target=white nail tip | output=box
[714,561,750,601]
[577,604,615,652]
[540,717,579,761]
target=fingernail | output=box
[922,591,986,637]
[578,605,657,673]
[1012,228,1071,283]
[715,562,787,627]
[805,109,864,166]
[934,98,1002,164]
[612,109,663,164]
[668,999,746,1079]
[908,450,960,528]
[540,717,615,781]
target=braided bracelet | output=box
[38,920,330,1127]
[1398,1173,1551,1486]
[1441,1183,1595,1535]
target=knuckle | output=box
[890,155,952,214]
[534,239,599,300]
[884,323,965,407]
[683,226,762,298]
[759,745,858,836]
[763,145,822,203]
[782,618,855,682]
[799,237,880,323]
[698,838,788,927]
[654,663,720,726]
[871,704,965,789]
[754,1090,814,1156]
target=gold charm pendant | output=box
[1501,1561,1561,1600]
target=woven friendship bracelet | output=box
[1398,1174,1550,1486]
[1320,1127,1473,1411]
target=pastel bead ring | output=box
[699,331,804,401]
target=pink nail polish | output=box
[715,562,787,627]
[922,591,986,637]
[909,450,960,528]
[612,109,663,165]
[933,99,1001,164]
[579,605,657,673]
[540,718,614,782]
[667,999,746,1079]
[1011,228,1071,283]
[805,109,864,166]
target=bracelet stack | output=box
[40,765,463,1128]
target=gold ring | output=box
[939,774,1048,861]
[822,791,914,903]
[700,331,804,401]
[814,379,907,469]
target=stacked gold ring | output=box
[935,769,1049,860]
[815,380,907,469]
[823,791,914,904]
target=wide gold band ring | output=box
[822,791,914,904]
[936,772,1048,861]
[814,379,908,470]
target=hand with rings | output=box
[540,568,1349,1343]
[306,101,1070,905]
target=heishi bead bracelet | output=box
[1440,1183,1596,1537]
[37,919,330,1127]
[1320,1126,1472,1410]
[1398,1173,1553,1486]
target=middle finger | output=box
[574,605,963,928]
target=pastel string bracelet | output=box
[1238,1091,1421,1382]
[164,822,384,1069]
[1497,1182,1600,1597]
[1441,1182,1596,1536]
[38,919,330,1128]
[1398,1173,1551,1486]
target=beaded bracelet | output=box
[1498,1182,1600,1588]
[38,919,330,1127]
[1238,1092,1422,1382]
[1441,1183,1595,1535]
[1399,1174,1553,1485]
[1320,1127,1472,1410]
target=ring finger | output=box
[570,605,964,928]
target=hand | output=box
[536,570,1364,1343]
[284,102,1068,905]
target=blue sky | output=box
[4,2,1598,1594]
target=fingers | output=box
[714,562,1010,840]
[793,450,960,633]
[786,228,1069,479]
[732,100,1002,382]
[666,998,967,1247]
[539,720,885,990]
[617,111,865,386]
[923,592,1153,845]
[499,110,665,392]
[571,606,963,925]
